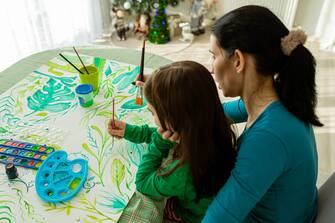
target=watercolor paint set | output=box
[0,139,55,169]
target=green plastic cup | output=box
[79,65,100,93]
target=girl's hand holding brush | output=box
[108,119,126,138]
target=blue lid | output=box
[75,84,93,94]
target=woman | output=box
[135,6,321,222]
[202,5,322,222]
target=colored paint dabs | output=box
[0,139,55,169]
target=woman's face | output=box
[209,34,241,97]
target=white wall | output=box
[218,0,299,28]
[294,0,325,35]
[197,0,325,35]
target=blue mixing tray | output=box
[35,150,88,203]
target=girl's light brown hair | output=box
[144,61,237,200]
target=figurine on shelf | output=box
[190,0,208,35]
[134,12,151,40]
[111,7,129,41]
[179,22,194,42]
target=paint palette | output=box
[0,139,55,169]
[35,150,88,203]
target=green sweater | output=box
[124,124,213,223]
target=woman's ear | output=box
[233,49,246,74]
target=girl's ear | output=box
[233,49,246,74]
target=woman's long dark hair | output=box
[144,61,237,200]
[212,5,323,126]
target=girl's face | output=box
[147,103,162,128]
[209,34,241,97]
[148,103,175,134]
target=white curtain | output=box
[315,0,335,51]
[221,0,299,28]
[0,0,103,71]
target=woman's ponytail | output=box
[276,45,323,126]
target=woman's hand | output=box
[157,127,180,143]
[108,119,126,139]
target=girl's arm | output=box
[124,123,157,144]
[135,131,187,199]
[223,98,248,123]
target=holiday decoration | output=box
[179,22,194,42]
[149,0,171,44]
[134,12,151,39]
[110,0,164,14]
[190,0,208,35]
[168,13,182,38]
[111,7,130,41]
[111,0,181,44]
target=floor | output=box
[98,28,335,186]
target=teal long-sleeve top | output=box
[203,99,318,223]
[124,124,213,223]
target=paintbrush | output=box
[132,39,146,85]
[112,97,115,129]
[135,40,145,105]
[139,39,145,81]
[59,53,83,74]
[73,47,89,74]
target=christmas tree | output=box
[149,0,170,44]
[111,0,180,15]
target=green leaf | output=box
[102,78,115,99]
[115,95,128,104]
[96,110,112,118]
[82,143,98,160]
[121,98,147,110]
[0,127,8,134]
[91,125,103,141]
[35,112,48,117]
[0,205,15,222]
[88,166,99,177]
[87,215,98,220]
[27,78,75,113]
[94,57,106,72]
[112,66,139,91]
[111,159,125,188]
[66,206,71,215]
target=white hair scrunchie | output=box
[280,29,307,56]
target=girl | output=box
[108,61,237,223]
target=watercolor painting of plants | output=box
[0,52,155,222]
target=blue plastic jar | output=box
[75,84,94,107]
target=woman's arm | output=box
[203,131,286,222]
[223,98,248,123]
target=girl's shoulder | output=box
[159,149,189,176]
